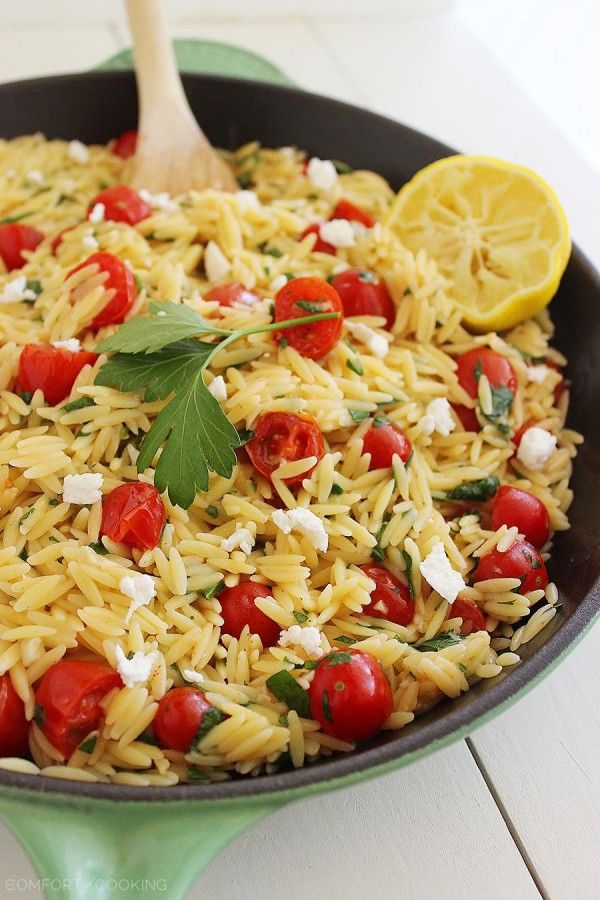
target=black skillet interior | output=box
[0,71,598,801]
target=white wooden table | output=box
[0,3,598,898]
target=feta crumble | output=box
[344,321,389,358]
[68,140,90,164]
[269,274,288,294]
[278,624,323,657]
[422,398,456,437]
[306,157,337,192]
[88,202,105,224]
[120,573,157,624]
[114,644,159,688]
[221,526,255,555]
[208,375,227,403]
[319,219,356,249]
[26,169,44,185]
[52,338,81,353]
[139,188,178,213]
[526,365,550,384]
[516,426,557,471]
[0,276,37,303]
[420,414,436,437]
[204,240,231,283]
[82,234,99,250]
[271,508,328,552]
[235,190,260,210]
[183,669,205,684]
[419,541,465,604]
[62,472,103,505]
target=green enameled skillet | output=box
[0,72,598,900]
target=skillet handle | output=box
[0,791,284,899]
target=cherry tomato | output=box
[299,223,336,255]
[0,224,44,271]
[246,412,324,487]
[332,199,375,228]
[67,251,136,329]
[308,648,393,742]
[50,225,77,256]
[452,403,480,432]
[219,582,281,646]
[360,564,414,625]
[35,660,121,759]
[17,344,99,407]
[491,485,550,548]
[101,482,166,551]
[450,597,486,635]
[456,347,517,399]
[274,276,343,359]
[205,282,260,308]
[362,419,412,469]
[153,687,212,752]
[0,674,29,757]
[88,185,151,226]
[331,267,396,329]
[471,539,549,594]
[112,129,138,159]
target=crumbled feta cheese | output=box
[68,140,90,164]
[208,375,227,403]
[419,541,465,604]
[82,234,99,250]
[278,624,323,657]
[527,365,550,384]
[88,203,105,223]
[269,274,288,294]
[424,398,456,437]
[114,644,159,688]
[235,190,260,210]
[344,321,389,358]
[420,414,436,436]
[271,508,328,552]
[204,240,231,283]
[516,426,557,471]
[139,188,178,213]
[120,573,157,624]
[156,310,167,317]
[331,261,350,275]
[52,338,81,353]
[319,219,356,249]
[221,526,255,555]
[26,169,44,185]
[0,276,37,303]
[183,669,205,684]
[62,472,103,505]
[306,157,338,192]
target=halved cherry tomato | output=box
[112,129,138,159]
[308,648,393,742]
[219,582,281,646]
[450,597,486,635]
[362,419,412,469]
[274,276,343,359]
[331,267,396,329]
[18,344,99,407]
[51,225,77,256]
[332,199,375,228]
[0,673,29,757]
[360,563,414,625]
[299,223,336,255]
[67,251,136,329]
[205,282,260,308]
[35,661,121,759]
[452,403,480,432]
[100,482,166,551]
[153,687,212,752]
[491,485,550,548]
[246,412,324,487]
[456,347,517,399]
[0,223,44,271]
[88,185,151,226]
[471,539,548,594]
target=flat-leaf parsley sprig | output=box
[95,301,340,509]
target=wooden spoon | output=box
[124,0,237,194]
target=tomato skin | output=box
[205,282,260,308]
[153,687,212,752]
[274,276,343,359]
[472,539,549,594]
[309,648,393,742]
[0,674,29,757]
[18,344,99,407]
[299,223,336,255]
[331,267,396,329]
[360,564,414,626]
[362,421,412,469]
[35,661,121,759]
[451,597,486,635]
[0,224,44,271]
[246,412,324,487]
[456,348,517,399]
[332,200,375,228]
[491,485,550,548]
[453,403,480,432]
[219,582,281,646]
[112,129,138,159]
[88,185,151,226]
[67,251,136,329]
[101,482,166,551]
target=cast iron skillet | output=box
[0,70,597,895]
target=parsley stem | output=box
[205,311,340,366]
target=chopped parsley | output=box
[322,689,333,722]
[349,409,369,423]
[322,650,352,667]
[402,549,415,600]
[258,242,283,258]
[192,706,225,748]
[79,735,97,754]
[33,704,45,727]
[330,482,344,496]
[202,581,223,601]
[346,357,364,376]
[236,428,255,446]
[20,391,33,404]
[295,299,328,314]
[205,505,219,518]
[335,635,357,645]
[293,611,309,624]
[89,541,108,555]
[443,475,500,502]
[60,396,96,413]
[415,632,461,652]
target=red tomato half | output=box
[0,674,29,757]
[360,564,414,626]
[153,687,212,752]
[35,661,121,759]
[112,129,138,159]
[450,597,486,635]
[331,267,396,330]
[471,539,549,594]
[88,185,151,226]
[491,485,550,548]
[219,582,281,646]
[0,223,44,271]
[246,412,324,487]
[101,482,166,551]
[274,276,343,359]
[362,420,412,469]
[452,403,480,432]
[67,251,136,329]
[205,282,260,308]
[456,347,517,399]
[308,648,393,742]
[299,223,336,255]
[18,344,99,407]
[332,199,375,228]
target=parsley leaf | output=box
[415,632,461,652]
[444,475,500,502]
[266,670,310,718]
[349,409,369,423]
[98,301,228,355]
[61,396,96,413]
[192,706,225,749]
[402,549,415,600]
[293,611,309,624]
[79,735,97,754]
[330,482,344,496]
